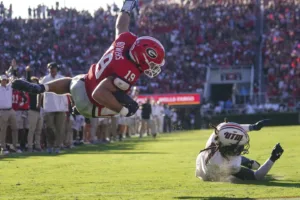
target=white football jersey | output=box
[195,124,251,182]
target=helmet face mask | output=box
[218,143,249,157]
[143,54,165,78]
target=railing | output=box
[231,93,300,105]
[201,93,300,116]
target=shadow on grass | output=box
[0,137,167,161]
[174,196,300,200]
[231,175,300,188]
[174,197,254,200]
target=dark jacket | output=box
[141,103,152,120]
[26,70,39,111]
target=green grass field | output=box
[1,126,300,200]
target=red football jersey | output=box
[12,90,29,110]
[85,32,141,109]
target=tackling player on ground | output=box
[196,119,284,182]
[12,0,165,119]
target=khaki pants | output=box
[110,117,117,138]
[139,119,150,136]
[44,112,66,148]
[90,118,99,141]
[100,119,110,140]
[154,116,161,133]
[127,118,136,135]
[27,110,43,149]
[158,116,164,133]
[0,109,18,147]
[64,118,73,146]
[16,110,29,129]
[150,118,157,134]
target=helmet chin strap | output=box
[128,51,143,73]
[136,65,143,73]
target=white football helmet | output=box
[214,122,250,156]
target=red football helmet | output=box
[129,36,165,78]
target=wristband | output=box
[120,106,129,116]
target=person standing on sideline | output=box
[139,98,152,138]
[25,66,43,152]
[156,101,165,133]
[0,72,21,154]
[12,86,29,150]
[40,62,68,153]
[164,104,172,133]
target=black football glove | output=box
[270,143,284,162]
[121,0,139,15]
[113,90,134,105]
[124,101,139,117]
[250,119,271,131]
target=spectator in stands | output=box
[40,62,68,153]
[263,1,300,103]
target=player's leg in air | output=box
[12,62,72,95]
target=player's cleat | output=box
[270,143,284,162]
[12,79,45,94]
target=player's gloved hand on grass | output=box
[124,101,139,117]
[250,119,271,131]
[270,143,284,162]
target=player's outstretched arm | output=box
[115,0,138,37]
[241,119,271,132]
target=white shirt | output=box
[152,105,160,116]
[156,105,165,117]
[0,84,12,109]
[171,112,177,122]
[136,108,142,119]
[41,74,68,112]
